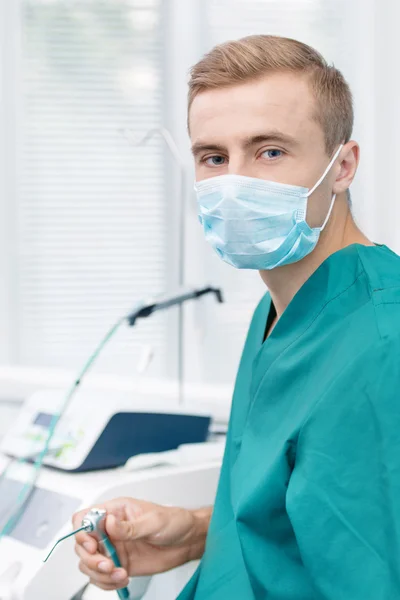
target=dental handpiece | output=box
[82,508,130,600]
[44,507,130,599]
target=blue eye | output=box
[205,155,226,166]
[261,149,283,159]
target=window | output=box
[18,0,173,378]
[1,0,373,398]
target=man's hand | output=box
[73,498,211,592]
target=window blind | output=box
[18,0,171,377]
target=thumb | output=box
[106,512,161,542]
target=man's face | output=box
[189,72,342,229]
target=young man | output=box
[73,36,400,598]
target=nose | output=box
[227,155,251,177]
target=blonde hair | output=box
[188,35,353,155]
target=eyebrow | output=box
[191,131,298,157]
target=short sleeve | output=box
[286,336,400,599]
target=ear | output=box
[332,141,359,195]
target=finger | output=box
[106,511,164,542]
[75,544,114,574]
[90,578,131,592]
[78,562,129,589]
[74,529,99,554]
[72,509,84,529]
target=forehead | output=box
[189,72,322,145]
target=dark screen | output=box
[33,412,54,428]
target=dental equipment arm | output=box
[126,286,223,326]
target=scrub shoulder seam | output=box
[374,301,400,306]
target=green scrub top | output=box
[177,243,400,599]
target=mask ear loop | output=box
[305,144,344,198]
[319,193,336,231]
[304,143,344,231]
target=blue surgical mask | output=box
[194,144,343,270]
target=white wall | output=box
[371,0,400,251]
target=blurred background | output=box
[0,0,395,406]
